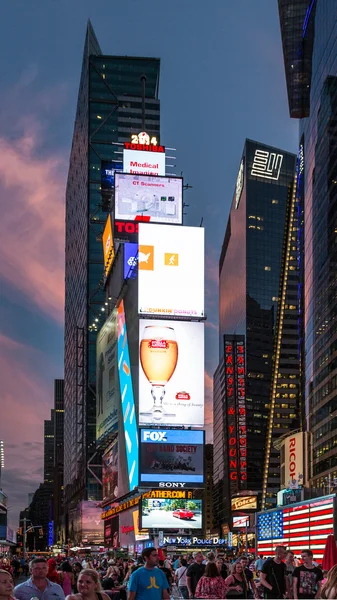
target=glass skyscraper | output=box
[64,21,160,522]
[214,139,297,527]
[279,0,337,492]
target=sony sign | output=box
[159,482,186,488]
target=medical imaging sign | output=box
[224,335,247,496]
[139,428,204,488]
[115,173,183,225]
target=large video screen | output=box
[140,429,204,487]
[123,149,166,177]
[96,309,119,444]
[102,440,118,500]
[117,301,138,490]
[115,173,183,225]
[139,320,204,426]
[101,161,123,192]
[141,497,202,530]
[138,223,204,317]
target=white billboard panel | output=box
[115,173,182,225]
[282,431,305,488]
[139,319,204,426]
[123,149,165,176]
[138,223,204,317]
[96,309,119,443]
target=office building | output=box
[279,0,337,491]
[53,379,64,544]
[214,139,297,528]
[44,412,55,485]
[64,20,161,529]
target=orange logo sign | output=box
[164,253,179,266]
[138,245,154,270]
[102,215,114,276]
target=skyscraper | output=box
[214,139,297,528]
[44,412,55,485]
[53,379,64,545]
[64,20,161,525]
[278,0,337,492]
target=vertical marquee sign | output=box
[224,336,247,496]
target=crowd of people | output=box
[0,547,336,600]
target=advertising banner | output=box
[102,440,118,500]
[282,432,305,488]
[231,496,257,511]
[115,173,182,225]
[101,161,123,192]
[123,148,165,176]
[138,223,204,317]
[139,320,204,426]
[141,497,202,530]
[232,516,249,528]
[102,215,115,282]
[124,243,138,280]
[117,301,139,490]
[105,515,119,548]
[81,501,104,545]
[132,509,149,541]
[96,309,119,444]
[139,428,204,487]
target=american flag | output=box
[257,495,335,560]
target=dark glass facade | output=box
[214,140,296,527]
[64,21,160,518]
[279,0,337,492]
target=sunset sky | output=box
[0,0,298,528]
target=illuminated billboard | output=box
[232,515,249,528]
[80,501,104,545]
[124,243,138,279]
[231,496,257,511]
[105,515,119,548]
[117,301,138,490]
[141,497,202,530]
[96,309,119,444]
[139,320,204,426]
[102,440,118,500]
[132,509,149,541]
[257,495,336,560]
[140,429,204,487]
[101,161,123,192]
[138,223,204,317]
[102,215,115,281]
[123,148,165,176]
[115,173,183,225]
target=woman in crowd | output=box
[195,561,227,599]
[320,565,337,599]
[72,563,83,593]
[65,568,111,600]
[225,561,247,599]
[0,569,15,600]
[216,557,228,580]
[175,558,189,599]
[284,551,295,599]
[59,561,75,596]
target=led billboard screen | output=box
[124,243,138,280]
[102,440,118,500]
[231,496,257,511]
[115,173,183,225]
[96,309,119,444]
[232,515,249,528]
[102,215,115,281]
[101,161,123,192]
[141,498,202,530]
[81,501,104,545]
[123,148,165,176]
[139,429,204,487]
[139,320,204,426]
[138,223,204,317]
[117,301,138,490]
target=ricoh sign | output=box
[282,432,306,489]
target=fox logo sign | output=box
[143,430,167,442]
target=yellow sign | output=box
[231,496,257,511]
[102,215,114,278]
[132,509,149,541]
[164,253,179,266]
[101,489,193,520]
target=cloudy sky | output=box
[0,0,298,529]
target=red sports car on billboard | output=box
[172,509,194,520]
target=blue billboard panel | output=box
[101,161,123,191]
[139,428,204,487]
[117,301,138,490]
[124,243,138,279]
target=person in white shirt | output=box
[175,558,188,599]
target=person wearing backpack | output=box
[175,558,188,599]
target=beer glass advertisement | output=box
[141,498,202,530]
[102,440,118,500]
[138,223,204,318]
[115,173,183,225]
[138,320,204,426]
[81,501,104,545]
[96,309,119,444]
[139,429,204,487]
